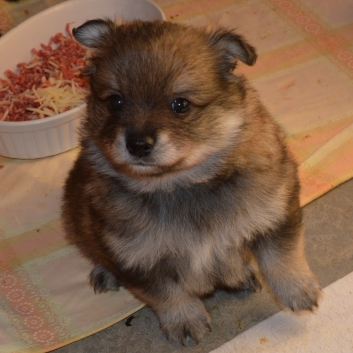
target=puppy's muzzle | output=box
[126,133,155,158]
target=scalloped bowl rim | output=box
[0,105,85,132]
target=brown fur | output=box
[62,19,321,345]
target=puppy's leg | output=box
[220,247,262,293]
[89,264,121,293]
[251,216,321,311]
[132,285,211,346]
[158,294,211,346]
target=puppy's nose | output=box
[126,134,155,158]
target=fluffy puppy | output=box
[62,19,321,345]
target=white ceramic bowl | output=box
[0,0,165,159]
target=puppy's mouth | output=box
[130,161,160,173]
[128,158,184,177]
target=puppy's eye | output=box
[107,94,124,112]
[171,98,190,114]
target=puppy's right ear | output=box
[72,19,114,49]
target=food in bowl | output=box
[0,24,88,122]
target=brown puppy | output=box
[62,19,321,345]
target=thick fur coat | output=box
[62,19,321,345]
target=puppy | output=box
[62,19,321,345]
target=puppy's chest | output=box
[103,185,238,269]
[114,185,234,236]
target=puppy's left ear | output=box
[208,28,257,67]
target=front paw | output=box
[89,265,121,293]
[158,300,211,346]
[276,273,321,312]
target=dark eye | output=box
[171,98,190,114]
[107,94,124,112]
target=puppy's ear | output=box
[208,28,257,67]
[72,19,114,48]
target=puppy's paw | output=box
[276,273,321,312]
[158,300,211,346]
[89,265,121,293]
[162,313,211,346]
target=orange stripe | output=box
[0,223,67,263]
[299,170,332,206]
[264,0,353,77]
[299,135,353,205]
[287,114,353,162]
[302,136,353,177]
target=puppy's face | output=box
[73,20,256,179]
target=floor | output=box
[53,177,353,353]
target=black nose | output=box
[126,134,155,158]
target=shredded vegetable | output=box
[0,23,88,121]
